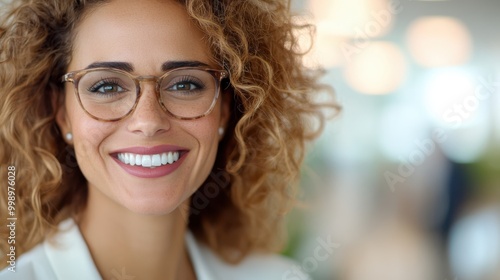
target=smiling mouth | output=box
[116,151,181,168]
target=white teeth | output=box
[152,154,161,167]
[161,153,168,165]
[117,151,181,167]
[142,155,152,167]
[124,153,130,164]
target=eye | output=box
[87,78,127,94]
[165,75,205,92]
[169,81,199,91]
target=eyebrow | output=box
[85,61,133,72]
[84,60,210,72]
[162,61,210,71]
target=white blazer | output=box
[0,219,301,280]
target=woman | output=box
[0,0,333,279]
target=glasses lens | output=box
[160,69,218,118]
[77,70,137,120]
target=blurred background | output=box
[285,0,500,279]
[1,0,498,279]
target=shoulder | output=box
[207,250,299,280]
[186,232,305,280]
[0,243,56,280]
[0,219,100,280]
[211,253,301,280]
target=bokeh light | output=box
[422,68,490,162]
[406,16,472,68]
[379,101,430,161]
[449,208,500,280]
[439,116,490,163]
[302,19,349,68]
[422,68,478,128]
[307,0,392,38]
[344,41,407,95]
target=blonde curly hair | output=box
[0,0,336,266]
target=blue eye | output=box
[87,78,127,94]
[165,75,205,93]
[170,81,199,91]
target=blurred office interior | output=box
[286,0,500,279]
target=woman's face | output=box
[56,0,229,215]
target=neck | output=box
[77,186,196,280]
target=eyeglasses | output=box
[61,67,228,121]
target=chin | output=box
[120,195,186,216]
[110,180,187,214]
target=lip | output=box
[110,145,189,179]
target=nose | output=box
[126,81,170,137]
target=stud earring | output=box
[218,127,225,136]
[65,132,73,141]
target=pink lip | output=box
[110,145,189,179]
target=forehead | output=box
[69,0,212,72]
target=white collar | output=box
[44,218,216,280]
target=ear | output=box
[55,94,72,143]
[218,91,231,140]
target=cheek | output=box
[65,92,112,150]
[196,124,219,160]
[74,124,109,157]
[67,109,115,179]
[183,116,222,188]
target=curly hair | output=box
[0,0,336,267]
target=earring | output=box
[218,127,225,136]
[65,132,73,141]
